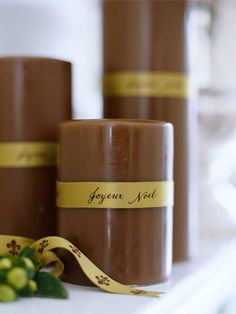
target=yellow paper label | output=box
[57,181,173,209]
[0,142,57,168]
[103,71,190,98]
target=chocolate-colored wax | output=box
[0,57,71,238]
[103,0,197,261]
[57,119,173,286]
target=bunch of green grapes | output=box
[0,247,67,302]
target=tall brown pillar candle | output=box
[57,119,173,286]
[0,57,71,238]
[103,0,197,261]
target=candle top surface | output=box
[0,56,71,65]
[60,119,172,129]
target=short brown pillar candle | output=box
[0,57,71,238]
[57,119,173,286]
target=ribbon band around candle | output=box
[103,71,192,98]
[0,142,57,167]
[0,235,162,298]
[57,181,174,208]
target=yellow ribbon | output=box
[57,181,174,209]
[103,71,191,98]
[0,142,57,168]
[0,235,162,298]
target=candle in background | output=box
[57,119,173,286]
[103,0,198,261]
[0,57,71,238]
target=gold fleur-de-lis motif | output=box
[130,290,147,295]
[38,239,49,254]
[6,239,21,256]
[95,275,110,286]
[69,245,81,258]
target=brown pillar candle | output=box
[103,0,197,261]
[57,119,173,286]
[0,57,71,238]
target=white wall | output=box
[0,0,102,118]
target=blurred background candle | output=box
[103,0,198,261]
[0,57,71,238]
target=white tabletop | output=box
[1,232,236,314]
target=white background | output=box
[0,0,102,118]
